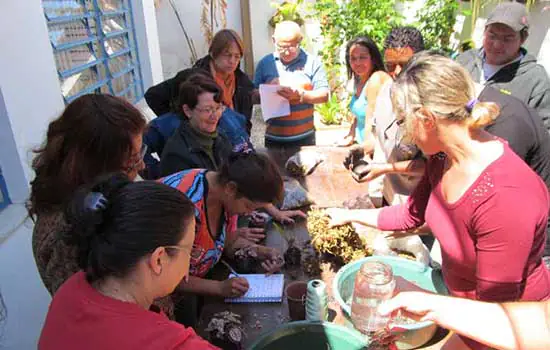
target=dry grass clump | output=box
[307,209,372,264]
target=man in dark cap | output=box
[457,2,550,129]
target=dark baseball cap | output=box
[486,2,529,32]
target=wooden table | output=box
[197,146,450,349]
[264,145,369,208]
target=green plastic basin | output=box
[248,321,369,350]
[333,256,448,348]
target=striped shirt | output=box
[255,50,329,143]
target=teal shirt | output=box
[349,83,368,143]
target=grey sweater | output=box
[457,48,550,130]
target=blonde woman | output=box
[328,53,550,349]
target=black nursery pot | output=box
[211,337,242,350]
[284,246,302,267]
[234,256,257,274]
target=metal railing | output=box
[42,0,143,104]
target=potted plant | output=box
[269,0,305,28]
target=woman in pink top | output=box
[39,174,217,350]
[328,53,550,349]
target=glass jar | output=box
[350,261,396,333]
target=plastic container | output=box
[350,261,396,333]
[333,256,448,349]
[248,321,369,350]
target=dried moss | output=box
[307,209,372,264]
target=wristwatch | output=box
[299,90,306,103]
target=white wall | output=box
[0,1,65,204]
[155,0,243,80]
[0,1,163,349]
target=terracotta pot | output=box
[285,281,307,321]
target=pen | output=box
[220,259,242,278]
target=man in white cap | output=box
[457,1,550,128]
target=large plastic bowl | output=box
[333,256,448,349]
[248,321,369,350]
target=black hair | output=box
[345,35,386,80]
[218,152,283,204]
[384,26,425,53]
[64,173,195,283]
[176,72,222,113]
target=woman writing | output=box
[160,152,285,324]
[30,94,147,296]
[339,35,391,149]
[39,174,217,349]
[328,54,550,349]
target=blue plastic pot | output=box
[333,256,448,349]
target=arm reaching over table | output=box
[379,292,550,350]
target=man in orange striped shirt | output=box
[254,21,329,148]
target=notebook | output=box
[225,274,284,303]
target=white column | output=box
[131,0,164,90]
[0,0,65,204]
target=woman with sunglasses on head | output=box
[145,29,256,133]
[30,93,148,297]
[328,53,550,349]
[159,152,285,326]
[39,174,218,349]
[338,35,391,149]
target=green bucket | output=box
[333,256,448,349]
[248,321,369,350]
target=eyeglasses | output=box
[275,42,300,53]
[164,244,192,255]
[127,143,147,172]
[195,104,224,115]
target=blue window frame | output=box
[0,167,10,210]
[42,0,143,104]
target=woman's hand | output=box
[219,277,250,298]
[378,291,440,323]
[337,134,355,147]
[351,162,386,183]
[272,209,307,224]
[235,227,266,243]
[254,245,284,274]
[325,208,353,227]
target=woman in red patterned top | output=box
[39,174,217,350]
[160,152,285,325]
[328,53,550,349]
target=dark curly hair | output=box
[218,152,283,204]
[28,94,146,217]
[384,26,425,53]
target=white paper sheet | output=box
[259,84,290,121]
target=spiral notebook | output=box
[225,274,284,303]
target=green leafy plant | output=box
[269,0,305,28]
[415,0,459,53]
[311,0,403,92]
[315,93,344,125]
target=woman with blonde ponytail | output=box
[328,53,550,349]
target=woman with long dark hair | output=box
[339,35,391,149]
[29,94,147,296]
